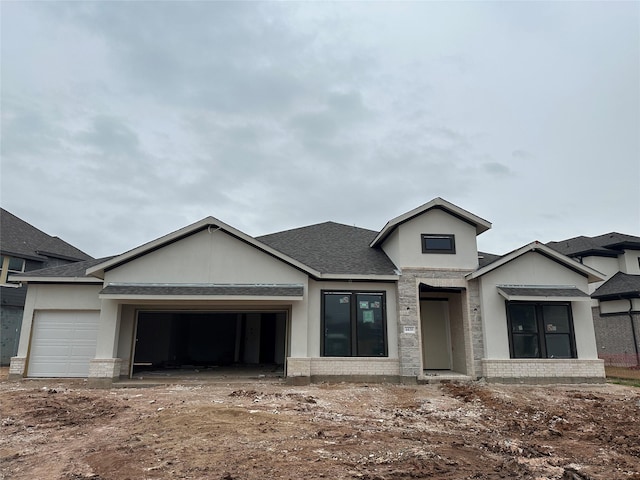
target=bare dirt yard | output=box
[1,375,639,480]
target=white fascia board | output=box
[370,197,492,247]
[466,242,605,283]
[86,216,322,279]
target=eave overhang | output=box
[0,249,47,262]
[593,293,640,301]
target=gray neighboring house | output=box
[548,233,640,367]
[0,209,92,365]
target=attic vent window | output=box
[421,234,456,254]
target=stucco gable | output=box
[370,197,491,248]
[86,217,320,280]
[467,242,604,283]
[101,228,311,285]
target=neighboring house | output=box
[0,209,93,365]
[9,198,606,385]
[548,233,640,367]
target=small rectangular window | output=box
[421,234,456,254]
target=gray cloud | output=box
[76,116,140,157]
[1,2,638,258]
[481,162,511,176]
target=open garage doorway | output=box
[132,310,287,377]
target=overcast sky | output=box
[2,2,639,259]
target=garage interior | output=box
[132,310,287,377]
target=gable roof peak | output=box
[259,220,375,238]
[86,215,322,279]
[468,241,604,283]
[370,197,492,247]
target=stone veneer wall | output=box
[592,306,640,367]
[482,359,605,383]
[397,268,480,379]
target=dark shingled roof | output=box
[498,286,589,298]
[258,222,398,276]
[100,284,304,297]
[547,232,640,257]
[592,272,640,299]
[11,257,113,279]
[1,208,92,261]
[478,251,501,268]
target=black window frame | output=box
[321,290,388,357]
[506,301,577,359]
[421,234,456,254]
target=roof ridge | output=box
[258,221,377,238]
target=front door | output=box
[421,300,452,370]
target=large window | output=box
[507,302,576,359]
[421,234,456,254]
[322,291,387,357]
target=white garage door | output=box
[28,311,99,377]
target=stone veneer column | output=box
[397,272,421,378]
[466,279,485,377]
[88,358,122,387]
[88,299,122,387]
[8,356,26,379]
